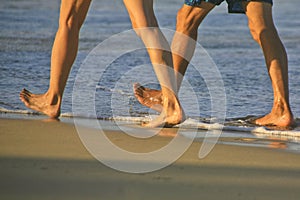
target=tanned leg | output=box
[19,0,91,118]
[133,3,215,111]
[245,1,294,127]
[124,0,185,127]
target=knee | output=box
[248,24,262,44]
[59,10,80,32]
[130,15,158,38]
[134,17,158,30]
[248,21,274,45]
[131,13,158,31]
[176,7,198,35]
[176,6,205,37]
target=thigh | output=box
[59,0,91,28]
[244,1,274,30]
[180,1,215,20]
[123,0,158,28]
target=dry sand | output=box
[1,118,300,200]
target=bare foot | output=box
[252,107,295,128]
[133,83,163,112]
[19,88,61,118]
[142,94,186,128]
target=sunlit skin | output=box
[123,0,185,127]
[19,0,185,127]
[133,1,295,129]
[20,0,92,118]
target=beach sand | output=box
[1,118,300,200]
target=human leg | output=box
[20,0,91,118]
[124,0,185,127]
[244,1,294,127]
[133,2,215,111]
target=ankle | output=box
[273,98,291,112]
[45,91,62,106]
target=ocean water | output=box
[1,0,300,142]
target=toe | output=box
[133,83,146,98]
[134,87,142,96]
[133,83,140,89]
[133,83,146,93]
[19,92,26,100]
[22,88,32,96]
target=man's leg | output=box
[20,0,91,118]
[244,1,294,127]
[124,0,185,127]
[133,2,215,112]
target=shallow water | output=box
[0,0,299,137]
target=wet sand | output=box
[1,118,300,200]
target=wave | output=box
[176,118,300,139]
[1,107,299,138]
[0,107,40,115]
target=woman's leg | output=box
[123,0,184,127]
[20,0,91,118]
[133,2,215,112]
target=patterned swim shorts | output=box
[184,0,273,13]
